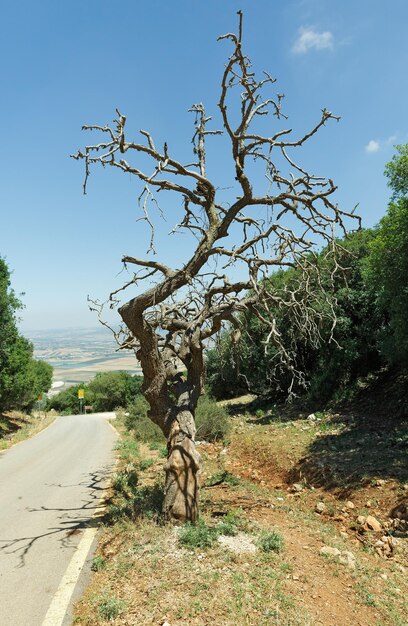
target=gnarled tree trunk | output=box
[163,408,202,522]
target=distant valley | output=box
[27,327,141,385]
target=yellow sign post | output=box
[78,388,85,414]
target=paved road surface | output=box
[0,413,117,626]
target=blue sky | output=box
[1,0,407,330]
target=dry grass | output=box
[74,405,408,626]
[0,411,56,451]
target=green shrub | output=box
[195,395,230,442]
[96,593,126,621]
[206,470,241,487]
[139,458,155,471]
[91,555,107,572]
[107,464,164,523]
[216,509,242,536]
[116,437,140,463]
[125,395,165,443]
[258,530,284,553]
[179,519,219,549]
[179,511,242,549]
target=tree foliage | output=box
[0,258,53,412]
[365,143,408,365]
[207,229,383,403]
[48,373,143,414]
[208,144,408,403]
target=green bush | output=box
[91,555,107,572]
[179,519,219,549]
[179,510,242,549]
[107,463,164,523]
[257,530,284,553]
[125,395,165,443]
[195,395,230,442]
[96,593,126,621]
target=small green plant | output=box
[116,437,140,462]
[206,470,241,487]
[257,530,284,553]
[91,555,107,572]
[364,592,377,607]
[179,519,219,549]
[216,509,242,536]
[255,408,265,419]
[139,458,155,471]
[96,593,126,621]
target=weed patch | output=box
[257,530,284,553]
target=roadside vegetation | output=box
[47,371,144,415]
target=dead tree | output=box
[72,13,359,522]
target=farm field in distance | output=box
[27,327,141,385]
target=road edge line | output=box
[41,418,119,626]
[41,526,97,626]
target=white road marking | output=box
[41,416,118,626]
[41,526,97,626]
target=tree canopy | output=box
[0,258,53,413]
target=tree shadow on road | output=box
[0,467,112,567]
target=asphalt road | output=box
[0,413,117,626]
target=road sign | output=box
[78,388,85,399]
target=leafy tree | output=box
[88,372,143,412]
[48,372,143,414]
[365,154,408,364]
[208,229,383,403]
[73,14,358,521]
[384,144,408,199]
[0,258,52,412]
[47,384,86,415]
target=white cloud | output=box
[292,27,334,54]
[386,135,397,145]
[365,140,380,153]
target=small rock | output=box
[292,483,303,492]
[366,515,382,532]
[276,497,285,502]
[380,573,388,580]
[307,413,316,421]
[338,551,356,570]
[315,502,326,514]
[357,515,366,525]
[340,531,348,539]
[365,500,372,508]
[375,479,386,487]
[320,546,341,557]
[346,501,355,509]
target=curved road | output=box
[0,413,117,626]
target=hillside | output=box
[74,395,408,626]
